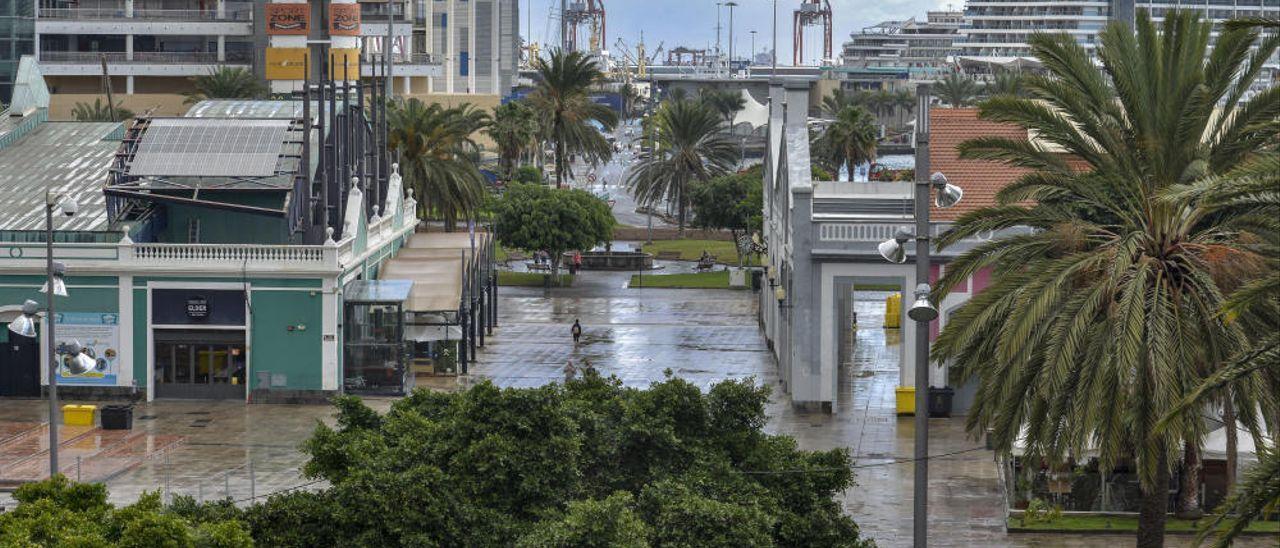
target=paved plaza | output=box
[1,267,1269,546]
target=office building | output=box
[419,0,520,94]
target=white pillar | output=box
[446,0,455,92]
[217,35,225,62]
[125,0,134,17]
[126,76,134,94]
[490,0,499,93]
[467,1,476,93]
[215,0,225,19]
[118,275,134,391]
[125,34,133,60]
[321,278,339,391]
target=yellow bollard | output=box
[895,387,915,415]
[883,293,902,328]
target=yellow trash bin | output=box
[895,387,915,415]
[62,404,97,426]
[883,293,902,328]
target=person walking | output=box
[563,359,577,383]
[573,251,583,275]
[571,319,583,345]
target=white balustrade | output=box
[130,243,329,263]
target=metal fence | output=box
[38,4,254,22]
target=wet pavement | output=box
[2,269,1270,546]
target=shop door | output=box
[1,334,40,397]
[154,331,246,399]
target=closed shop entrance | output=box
[150,288,248,400]
[153,331,246,399]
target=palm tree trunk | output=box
[1224,396,1238,495]
[555,136,565,188]
[1137,450,1170,548]
[1176,441,1203,519]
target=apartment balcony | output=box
[36,4,253,36]
[361,53,443,78]
[38,50,251,77]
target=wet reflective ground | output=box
[2,271,1269,546]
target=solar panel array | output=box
[129,118,292,178]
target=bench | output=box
[526,262,551,272]
[696,257,717,271]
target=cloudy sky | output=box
[521,0,957,64]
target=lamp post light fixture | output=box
[4,191,82,479]
[872,84,958,548]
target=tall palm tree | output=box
[527,49,617,188]
[934,73,981,108]
[487,100,540,180]
[1163,155,1280,548]
[699,87,747,126]
[387,99,490,230]
[183,66,269,105]
[626,99,737,234]
[811,105,877,179]
[931,11,1278,547]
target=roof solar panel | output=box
[129,118,292,178]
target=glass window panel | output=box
[174,344,192,383]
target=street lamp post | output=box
[771,0,778,76]
[6,191,83,479]
[874,84,962,548]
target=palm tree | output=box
[811,105,877,180]
[626,100,737,234]
[934,73,981,108]
[487,100,540,180]
[619,83,641,122]
[699,87,747,126]
[893,89,915,128]
[71,99,134,122]
[1162,155,1280,547]
[820,88,868,117]
[984,71,1026,99]
[183,66,269,105]
[931,11,1278,547]
[527,49,617,188]
[386,98,490,230]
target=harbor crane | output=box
[792,0,832,65]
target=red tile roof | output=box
[928,108,1029,221]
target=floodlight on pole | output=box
[6,299,39,338]
[906,283,939,322]
[877,228,912,264]
[39,261,68,297]
[931,172,963,209]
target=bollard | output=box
[76,456,81,482]
[249,461,256,502]
[225,472,230,499]
[164,452,171,504]
[198,484,203,504]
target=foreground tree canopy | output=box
[492,182,615,271]
[1,376,872,547]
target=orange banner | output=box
[329,4,361,36]
[265,4,310,35]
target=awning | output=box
[404,324,464,342]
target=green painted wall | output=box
[132,289,148,388]
[0,275,119,315]
[249,290,324,392]
[155,192,289,244]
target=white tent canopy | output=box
[731,89,769,129]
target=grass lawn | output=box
[639,239,762,266]
[1006,515,1280,535]
[628,270,746,289]
[497,271,574,287]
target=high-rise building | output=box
[418,0,520,95]
[14,1,518,99]
[0,0,35,103]
[958,0,1280,60]
[839,11,964,87]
